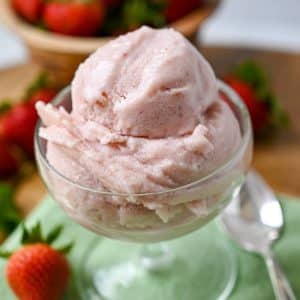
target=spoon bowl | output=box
[221,170,296,300]
[221,171,283,254]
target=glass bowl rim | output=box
[34,80,252,197]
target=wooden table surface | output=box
[0,47,299,215]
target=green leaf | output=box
[25,72,50,100]
[101,0,166,36]
[123,0,166,28]
[56,242,74,255]
[20,222,74,253]
[0,249,13,258]
[20,222,29,242]
[0,183,13,201]
[0,183,22,235]
[0,101,12,115]
[233,60,289,130]
[46,225,63,244]
[266,93,290,128]
[21,222,44,244]
[31,222,43,240]
[233,61,268,91]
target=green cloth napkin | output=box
[0,196,300,300]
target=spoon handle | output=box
[264,251,296,300]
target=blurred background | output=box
[0,0,299,239]
[2,0,300,69]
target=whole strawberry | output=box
[223,61,288,135]
[0,102,38,156]
[0,73,56,156]
[3,223,72,300]
[11,0,43,23]
[43,1,105,36]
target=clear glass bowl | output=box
[35,80,253,299]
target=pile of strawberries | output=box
[0,73,57,178]
[11,0,202,36]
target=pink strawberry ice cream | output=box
[36,26,242,231]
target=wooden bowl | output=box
[0,0,218,86]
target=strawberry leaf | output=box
[21,222,29,242]
[232,60,289,129]
[233,61,267,92]
[25,72,51,100]
[46,225,63,244]
[123,0,166,28]
[30,222,43,240]
[0,183,21,235]
[103,0,166,35]
[0,248,13,258]
[21,222,44,244]
[265,93,290,128]
[0,101,12,115]
[20,222,73,254]
[56,242,74,255]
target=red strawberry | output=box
[0,140,19,178]
[165,0,202,23]
[29,88,57,105]
[43,1,105,36]
[223,61,288,135]
[224,77,269,132]
[11,0,43,23]
[6,244,70,300]
[4,223,72,300]
[0,102,38,156]
[0,73,56,157]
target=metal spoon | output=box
[221,170,296,300]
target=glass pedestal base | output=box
[76,224,237,300]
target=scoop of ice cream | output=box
[37,99,240,195]
[36,26,242,229]
[71,26,217,138]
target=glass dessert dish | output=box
[35,81,252,300]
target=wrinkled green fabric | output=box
[0,196,299,300]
